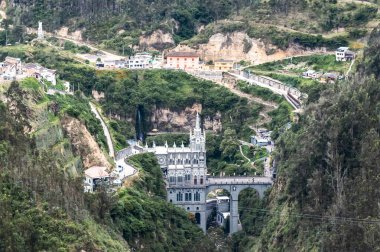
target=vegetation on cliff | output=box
[112,153,215,252]
[0,82,129,251]
[3,0,377,53]
[1,81,215,251]
[233,26,380,251]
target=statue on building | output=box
[37,21,44,40]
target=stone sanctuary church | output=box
[143,113,208,228]
[141,113,272,233]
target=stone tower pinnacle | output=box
[190,112,206,152]
[195,112,200,130]
[37,21,44,40]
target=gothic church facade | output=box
[143,113,207,230]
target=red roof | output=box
[166,51,199,58]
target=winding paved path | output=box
[89,102,115,158]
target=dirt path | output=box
[239,145,251,162]
[54,35,123,59]
[206,77,279,127]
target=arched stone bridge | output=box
[205,176,273,234]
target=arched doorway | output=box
[237,188,261,234]
[205,189,231,232]
[195,212,201,224]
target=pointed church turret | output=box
[195,112,200,130]
[189,112,206,152]
[173,142,177,148]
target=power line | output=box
[236,207,380,225]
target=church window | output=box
[169,176,176,184]
[194,176,197,185]
[185,192,192,201]
[177,176,183,183]
[177,192,183,201]
[194,192,201,201]
[200,176,204,185]
[185,174,191,181]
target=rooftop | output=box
[215,59,234,63]
[5,56,21,64]
[336,47,349,52]
[23,63,41,69]
[85,166,110,179]
[166,51,199,58]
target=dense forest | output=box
[233,25,380,251]
[0,80,215,251]
[3,0,377,52]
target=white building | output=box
[23,63,57,85]
[0,57,22,80]
[216,211,230,226]
[152,54,164,69]
[103,60,116,68]
[335,47,355,61]
[126,52,152,69]
[84,166,110,193]
[251,136,271,147]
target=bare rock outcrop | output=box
[151,103,222,132]
[175,32,327,65]
[61,116,111,169]
[139,30,175,50]
[56,26,83,41]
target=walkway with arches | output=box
[203,176,273,234]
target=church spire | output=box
[195,112,200,130]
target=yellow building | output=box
[214,59,235,71]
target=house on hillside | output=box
[166,51,200,70]
[335,47,355,61]
[0,57,22,80]
[302,70,322,79]
[115,60,126,68]
[23,63,57,85]
[152,54,164,69]
[84,166,111,193]
[103,60,116,68]
[126,52,152,69]
[251,135,271,147]
[215,196,230,227]
[214,59,235,71]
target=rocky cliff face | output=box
[61,116,111,169]
[150,103,222,132]
[139,30,175,51]
[176,32,327,64]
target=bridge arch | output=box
[205,179,272,234]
